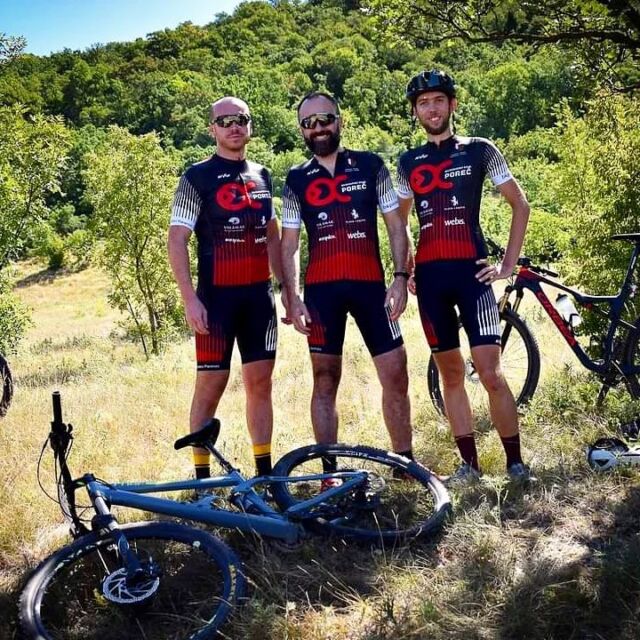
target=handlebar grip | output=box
[52,391,63,424]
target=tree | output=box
[0,33,26,65]
[83,127,182,357]
[365,0,640,92]
[554,95,640,296]
[0,106,71,268]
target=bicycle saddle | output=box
[611,233,640,243]
[174,418,221,450]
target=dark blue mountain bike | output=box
[19,392,450,640]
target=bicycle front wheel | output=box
[19,521,245,640]
[0,353,13,417]
[271,444,451,544]
[427,308,540,415]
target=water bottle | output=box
[555,293,582,331]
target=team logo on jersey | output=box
[420,200,429,209]
[318,211,329,221]
[216,181,262,211]
[350,209,359,219]
[451,196,459,207]
[307,168,320,175]
[217,173,231,179]
[305,176,351,207]
[409,160,454,194]
[228,217,241,225]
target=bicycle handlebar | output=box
[486,238,559,278]
[52,391,63,425]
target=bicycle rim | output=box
[271,444,450,544]
[19,521,245,640]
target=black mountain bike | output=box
[428,233,640,413]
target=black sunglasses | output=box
[299,113,339,130]
[212,113,251,128]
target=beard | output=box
[421,112,452,136]
[304,130,341,157]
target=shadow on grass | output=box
[14,267,68,288]
[450,468,640,640]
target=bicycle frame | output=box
[78,470,367,546]
[48,391,369,547]
[498,247,640,377]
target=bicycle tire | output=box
[19,521,245,640]
[0,353,13,417]
[427,308,540,415]
[623,317,640,398]
[271,444,451,544]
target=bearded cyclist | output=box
[397,70,532,484]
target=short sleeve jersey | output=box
[282,149,399,285]
[171,155,274,287]
[397,136,512,264]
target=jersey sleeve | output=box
[170,174,202,230]
[281,177,302,230]
[376,162,400,214]
[481,140,513,186]
[395,157,413,199]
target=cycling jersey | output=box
[397,136,512,264]
[282,149,399,284]
[196,282,277,370]
[171,155,274,287]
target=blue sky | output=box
[1,0,243,56]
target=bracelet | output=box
[393,271,410,279]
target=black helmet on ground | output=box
[406,69,456,104]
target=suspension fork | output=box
[497,285,524,350]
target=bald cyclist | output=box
[168,97,284,480]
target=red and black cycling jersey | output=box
[397,135,512,264]
[282,149,399,285]
[171,155,274,287]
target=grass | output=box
[2,259,640,639]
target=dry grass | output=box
[2,260,640,639]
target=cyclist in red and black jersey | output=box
[281,92,415,475]
[397,70,532,483]
[168,96,284,481]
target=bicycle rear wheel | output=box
[0,353,13,417]
[623,317,640,398]
[427,308,540,415]
[19,521,245,640]
[271,444,451,544]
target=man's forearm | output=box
[280,230,301,296]
[167,228,197,303]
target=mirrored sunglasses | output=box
[212,113,251,128]
[299,113,338,130]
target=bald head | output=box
[210,96,250,123]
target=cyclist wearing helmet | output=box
[168,96,284,481]
[281,91,415,482]
[397,70,532,484]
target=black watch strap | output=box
[393,271,410,279]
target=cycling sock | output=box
[193,451,210,479]
[396,449,414,461]
[253,443,272,476]
[454,434,479,470]
[500,433,523,468]
[321,454,337,473]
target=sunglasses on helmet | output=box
[299,113,339,130]
[212,113,251,128]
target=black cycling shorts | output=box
[195,282,277,371]
[303,281,403,357]
[414,260,501,353]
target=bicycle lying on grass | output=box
[19,392,451,640]
[428,234,640,413]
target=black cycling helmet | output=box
[406,69,456,104]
